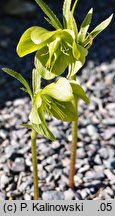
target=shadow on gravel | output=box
[0,0,115,107]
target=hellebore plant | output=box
[2,0,113,200]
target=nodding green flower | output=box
[17,0,113,79]
[17,26,87,79]
[29,77,89,140]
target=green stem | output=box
[31,130,39,200]
[69,75,78,189]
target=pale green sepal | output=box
[29,104,41,125]
[17,27,40,57]
[42,77,73,102]
[31,27,58,45]
[70,80,90,104]
[32,68,41,94]
[73,41,81,59]
[35,56,56,80]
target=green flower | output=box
[17,26,87,79]
[17,0,113,79]
[29,77,89,140]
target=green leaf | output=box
[2,68,32,98]
[67,12,78,38]
[72,0,79,14]
[32,105,55,141]
[32,122,55,141]
[35,0,63,29]
[44,17,59,29]
[32,68,41,94]
[78,8,93,42]
[21,121,55,141]
[42,95,77,122]
[84,14,113,47]
[17,27,40,57]
[42,77,73,102]
[70,80,90,104]
[21,124,33,130]
[63,0,72,28]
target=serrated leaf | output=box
[68,12,78,38]
[44,17,58,29]
[32,123,55,141]
[78,8,93,42]
[72,0,79,14]
[32,105,55,141]
[21,124,33,130]
[21,120,55,141]
[2,68,32,98]
[35,0,63,29]
[63,0,72,28]
[32,68,41,94]
[42,77,73,102]
[20,87,28,93]
[70,80,90,104]
[84,14,113,47]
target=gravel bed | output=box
[0,0,115,200]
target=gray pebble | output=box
[64,188,75,200]
[94,154,102,165]
[78,164,90,173]
[87,124,98,137]
[77,148,87,159]
[42,191,64,200]
[39,170,47,180]
[53,169,62,181]
[0,129,8,140]
[0,174,9,189]
[99,148,109,159]
[0,192,5,200]
[10,158,25,172]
